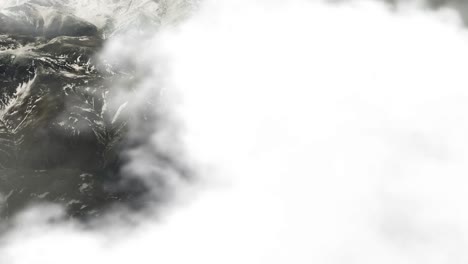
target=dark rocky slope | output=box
[0,2,162,219]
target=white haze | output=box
[3,0,468,263]
[0,0,195,31]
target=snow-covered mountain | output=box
[0,0,193,219]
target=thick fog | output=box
[2,0,468,263]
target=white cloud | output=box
[3,0,468,263]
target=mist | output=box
[2,0,468,263]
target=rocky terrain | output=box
[0,0,191,219]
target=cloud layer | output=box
[3,0,468,263]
